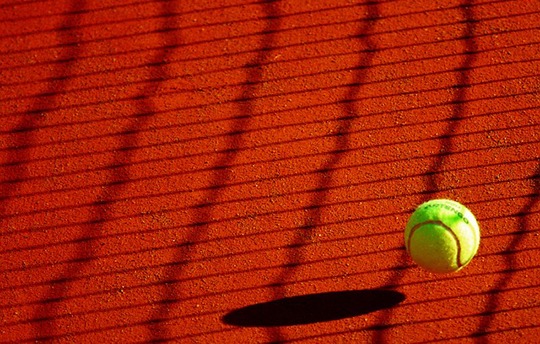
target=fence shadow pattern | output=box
[1,0,539,342]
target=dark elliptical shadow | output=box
[222,289,405,327]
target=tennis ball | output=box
[404,199,480,273]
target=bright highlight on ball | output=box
[404,199,480,273]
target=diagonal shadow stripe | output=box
[0,1,87,230]
[473,161,540,342]
[424,2,478,198]
[267,1,380,343]
[31,0,178,341]
[22,1,90,338]
[373,1,478,342]
[0,0,89,338]
[146,1,280,342]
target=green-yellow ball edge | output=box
[404,199,480,273]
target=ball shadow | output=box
[222,289,405,327]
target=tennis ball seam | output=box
[406,220,464,269]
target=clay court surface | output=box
[1,0,540,343]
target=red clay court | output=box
[1,0,539,343]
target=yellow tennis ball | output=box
[404,199,480,273]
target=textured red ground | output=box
[1,0,540,343]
